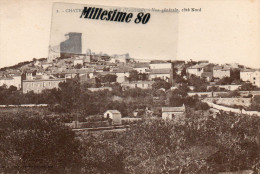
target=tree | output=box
[188,75,208,92]
[74,63,83,69]
[152,79,171,90]
[100,74,117,84]
[216,77,233,85]
[249,95,260,111]
[240,82,257,91]
[128,70,139,82]
[8,85,17,92]
[0,112,81,173]
[181,68,187,77]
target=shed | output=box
[104,110,122,125]
[162,105,185,120]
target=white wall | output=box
[150,63,171,69]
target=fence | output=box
[0,104,48,108]
[203,98,251,107]
[203,100,260,117]
[64,120,110,129]
[188,91,260,98]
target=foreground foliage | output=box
[0,110,259,173]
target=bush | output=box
[0,112,81,173]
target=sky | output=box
[50,3,178,60]
[0,0,259,68]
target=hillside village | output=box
[1,32,259,96]
[0,52,259,94]
[1,33,260,174]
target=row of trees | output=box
[1,109,259,173]
[0,78,209,117]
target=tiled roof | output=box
[240,69,256,72]
[150,68,171,74]
[62,69,94,74]
[213,66,230,70]
[105,110,121,114]
[23,78,66,82]
[122,81,154,85]
[188,63,210,69]
[113,67,132,73]
[0,76,13,80]
[133,63,150,68]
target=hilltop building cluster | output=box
[0,32,259,94]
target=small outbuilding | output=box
[104,110,122,125]
[162,105,185,120]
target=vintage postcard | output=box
[0,0,260,173]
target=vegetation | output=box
[1,110,259,173]
[0,112,81,173]
[0,79,208,116]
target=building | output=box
[22,78,65,93]
[48,45,60,62]
[149,62,172,69]
[113,68,131,83]
[42,62,53,69]
[0,74,22,89]
[201,72,213,82]
[133,63,150,73]
[187,63,214,77]
[73,58,84,66]
[25,70,36,80]
[207,84,241,91]
[60,32,82,58]
[121,81,154,90]
[149,69,171,82]
[240,69,260,87]
[104,110,122,125]
[62,69,94,79]
[111,53,130,64]
[162,105,185,120]
[213,66,231,79]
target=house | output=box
[207,84,241,91]
[121,81,154,90]
[187,63,213,77]
[0,74,22,89]
[149,62,172,69]
[25,70,36,80]
[240,69,260,87]
[213,66,231,79]
[149,69,171,82]
[162,105,185,120]
[22,78,65,93]
[62,69,94,79]
[73,58,84,66]
[112,53,130,64]
[113,67,131,83]
[41,62,53,69]
[104,110,122,125]
[201,72,213,82]
[133,63,150,73]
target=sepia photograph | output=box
[0,0,260,173]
